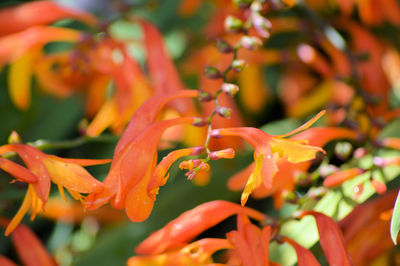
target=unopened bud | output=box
[209,148,235,160]
[204,66,221,79]
[241,36,263,50]
[192,117,207,127]
[199,162,210,171]
[231,59,248,72]
[198,91,213,102]
[8,131,21,144]
[319,164,339,177]
[180,159,202,170]
[216,106,232,118]
[251,13,272,38]
[353,147,368,159]
[216,38,233,53]
[224,16,243,33]
[190,146,205,155]
[185,170,196,180]
[209,129,223,138]
[323,168,365,188]
[221,83,239,96]
[371,179,387,194]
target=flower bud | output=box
[216,106,232,118]
[180,159,202,170]
[204,66,221,79]
[8,131,21,144]
[209,148,235,160]
[198,91,213,102]
[216,38,233,53]
[353,147,368,159]
[370,179,386,194]
[185,170,196,180]
[231,59,248,72]
[224,16,243,33]
[319,164,339,177]
[323,168,365,188]
[241,36,263,50]
[209,129,223,138]
[221,83,239,96]
[190,146,205,155]
[192,117,207,127]
[251,13,272,38]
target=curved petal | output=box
[135,200,265,255]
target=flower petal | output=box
[135,200,265,255]
[301,211,352,266]
[282,237,321,266]
[0,26,81,66]
[0,158,37,183]
[10,223,56,266]
[0,1,97,36]
[44,155,103,194]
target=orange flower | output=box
[0,143,109,236]
[226,214,271,266]
[128,238,232,266]
[0,1,97,37]
[85,117,203,222]
[85,90,201,222]
[135,200,265,255]
[211,111,325,205]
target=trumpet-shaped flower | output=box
[210,111,326,205]
[227,127,357,207]
[0,143,109,236]
[85,90,202,222]
[85,117,203,222]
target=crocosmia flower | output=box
[210,111,325,205]
[0,143,109,235]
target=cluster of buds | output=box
[180,159,210,180]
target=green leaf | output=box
[390,189,400,244]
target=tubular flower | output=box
[211,111,326,205]
[85,91,202,222]
[0,143,109,236]
[228,127,358,207]
[85,117,203,222]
